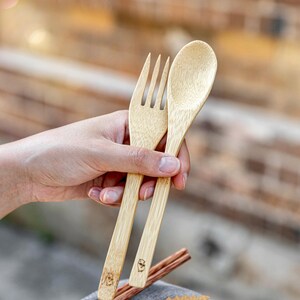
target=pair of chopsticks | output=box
[114,248,191,300]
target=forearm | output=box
[0,141,31,219]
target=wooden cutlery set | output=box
[98,41,217,300]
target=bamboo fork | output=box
[115,248,190,300]
[97,54,170,300]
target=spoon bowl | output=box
[166,41,217,152]
[168,40,217,111]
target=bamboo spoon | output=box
[129,40,217,288]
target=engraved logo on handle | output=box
[137,259,146,272]
[103,272,114,286]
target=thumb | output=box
[102,142,181,177]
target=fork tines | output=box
[139,54,170,109]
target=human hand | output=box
[12,110,190,207]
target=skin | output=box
[0,110,190,219]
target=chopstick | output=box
[115,248,191,300]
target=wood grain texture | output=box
[129,41,217,288]
[98,54,170,300]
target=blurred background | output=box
[1,0,300,299]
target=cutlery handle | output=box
[129,176,171,288]
[98,173,143,300]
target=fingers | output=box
[101,141,181,177]
[99,186,124,206]
[88,185,123,206]
[139,179,156,200]
[171,139,190,190]
[88,177,156,206]
[88,138,190,206]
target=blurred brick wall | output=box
[0,49,299,244]
[2,0,299,116]
[0,69,128,139]
[111,0,300,39]
[186,105,300,242]
[1,0,300,244]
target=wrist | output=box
[0,140,32,217]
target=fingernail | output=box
[103,190,119,203]
[159,156,180,174]
[143,187,154,201]
[182,173,188,188]
[88,187,101,202]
